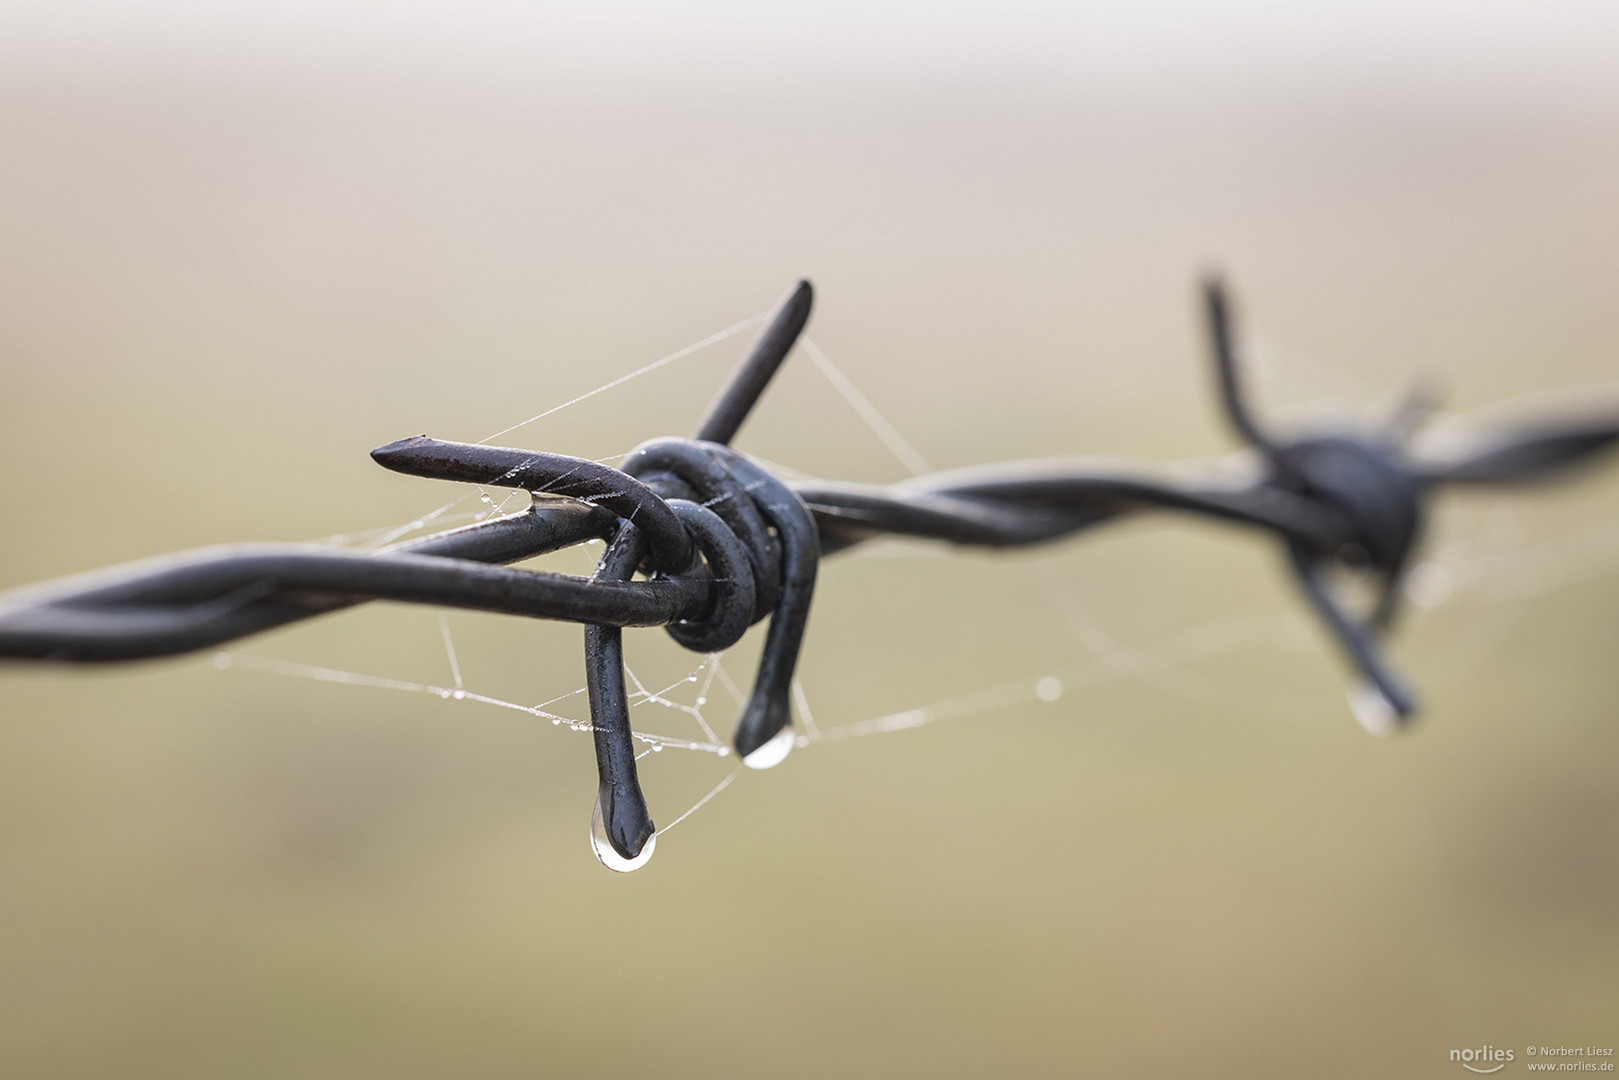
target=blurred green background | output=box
[2,3,1618,1076]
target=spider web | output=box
[207,306,1619,864]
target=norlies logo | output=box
[1452,1046,1515,1073]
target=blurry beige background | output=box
[2,2,1618,1076]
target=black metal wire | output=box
[3,277,1618,865]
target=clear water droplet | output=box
[716,747,731,757]
[1348,681,1399,736]
[650,743,663,753]
[451,689,466,700]
[590,796,655,873]
[695,696,707,706]
[551,717,561,726]
[1035,676,1064,702]
[742,726,795,770]
[437,689,452,699]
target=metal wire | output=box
[3,277,1618,865]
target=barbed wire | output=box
[3,277,1617,870]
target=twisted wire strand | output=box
[3,277,1618,867]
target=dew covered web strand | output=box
[210,313,786,837]
[478,312,769,445]
[249,526,1611,835]
[321,306,773,551]
[799,337,932,476]
[214,488,1619,837]
[209,315,1619,848]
